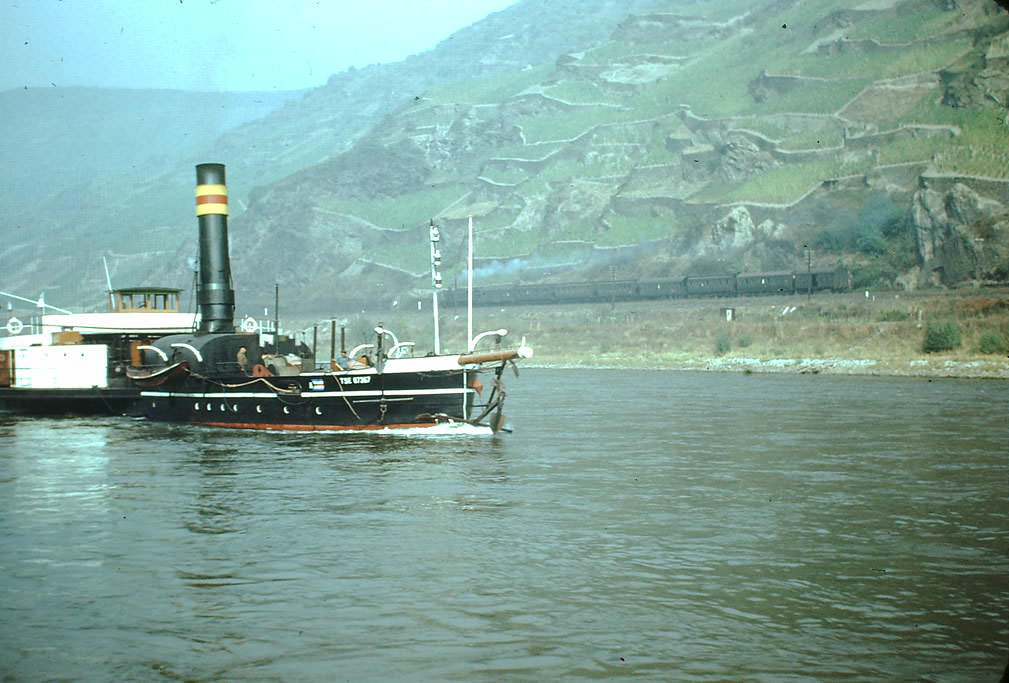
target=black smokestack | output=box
[194,163,235,333]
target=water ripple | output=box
[0,371,1006,680]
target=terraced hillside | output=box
[222,0,1007,309]
[1,0,677,310]
[3,0,1006,314]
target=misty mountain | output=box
[204,0,699,196]
[0,87,300,216]
[0,0,692,310]
[2,0,1008,314]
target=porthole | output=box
[194,402,200,411]
[150,401,157,409]
[255,404,263,414]
[315,406,322,416]
[231,404,239,413]
[220,404,226,412]
[205,402,212,411]
[283,406,290,415]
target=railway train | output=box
[439,268,850,308]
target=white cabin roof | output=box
[1,311,197,348]
[40,311,197,335]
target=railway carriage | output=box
[441,266,848,308]
[737,271,796,295]
[685,275,736,297]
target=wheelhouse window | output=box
[111,288,182,312]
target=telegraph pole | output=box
[806,245,812,302]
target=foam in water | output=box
[381,421,496,437]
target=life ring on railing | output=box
[5,317,24,335]
[241,316,259,333]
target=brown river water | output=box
[1,369,1006,680]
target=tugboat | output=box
[128,163,532,432]
[0,287,196,414]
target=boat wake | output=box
[381,421,496,437]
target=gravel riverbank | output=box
[528,356,1009,378]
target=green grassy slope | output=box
[293,0,1006,289]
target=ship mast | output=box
[467,215,474,353]
[429,220,442,354]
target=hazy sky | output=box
[3,0,517,92]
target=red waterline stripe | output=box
[192,421,440,431]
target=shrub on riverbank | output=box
[715,332,732,356]
[977,330,1009,354]
[922,321,962,353]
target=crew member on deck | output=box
[237,346,249,374]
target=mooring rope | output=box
[333,374,363,421]
[187,371,301,395]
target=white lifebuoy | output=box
[241,316,259,333]
[5,317,24,335]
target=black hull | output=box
[0,387,139,416]
[136,369,484,432]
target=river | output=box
[1,369,1006,680]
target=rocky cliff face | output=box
[922,7,1009,286]
[941,20,1009,108]
[911,179,1009,285]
